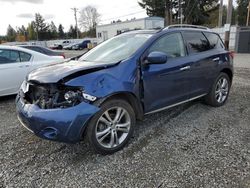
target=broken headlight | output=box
[64,90,97,103]
[64,90,81,102]
[22,83,97,109]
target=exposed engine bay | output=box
[21,81,96,109]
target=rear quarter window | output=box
[19,51,31,62]
[183,31,210,54]
[203,32,225,50]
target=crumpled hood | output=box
[27,60,116,83]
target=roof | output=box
[0,45,50,58]
[121,29,160,35]
[165,24,210,31]
[115,25,215,38]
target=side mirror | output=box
[146,51,168,65]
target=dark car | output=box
[72,40,91,50]
[19,45,65,58]
[16,25,233,154]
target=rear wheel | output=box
[204,73,231,107]
[86,99,135,154]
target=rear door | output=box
[182,31,217,98]
[0,49,32,95]
[142,32,194,113]
[203,32,228,89]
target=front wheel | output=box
[204,73,231,107]
[86,99,135,154]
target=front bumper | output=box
[16,94,99,143]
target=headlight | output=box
[64,91,79,102]
[64,90,97,103]
[20,81,29,93]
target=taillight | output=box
[229,51,235,59]
[61,54,65,59]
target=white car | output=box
[63,43,78,50]
[0,45,64,97]
[52,40,71,50]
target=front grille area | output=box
[22,82,82,109]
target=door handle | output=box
[180,66,191,71]
[19,65,30,68]
[213,57,220,62]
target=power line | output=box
[100,10,145,22]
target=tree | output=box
[182,0,219,25]
[58,24,65,39]
[0,35,7,44]
[34,13,49,40]
[6,25,16,42]
[237,0,248,26]
[49,21,58,39]
[138,0,175,25]
[67,25,77,38]
[79,6,100,31]
[17,25,27,36]
[16,25,28,41]
[139,0,219,26]
[27,21,36,40]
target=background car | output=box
[51,40,71,50]
[0,45,65,97]
[19,45,65,58]
[72,40,91,50]
[63,43,79,50]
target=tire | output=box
[204,73,231,107]
[86,99,135,155]
[58,45,63,50]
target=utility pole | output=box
[247,1,250,26]
[218,0,223,27]
[180,0,184,26]
[178,0,184,26]
[224,0,233,50]
[178,0,180,24]
[71,7,79,39]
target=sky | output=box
[0,0,237,36]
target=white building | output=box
[96,17,164,42]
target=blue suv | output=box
[16,25,233,154]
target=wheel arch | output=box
[221,68,233,83]
[94,92,144,121]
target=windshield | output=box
[79,33,152,64]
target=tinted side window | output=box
[19,52,31,62]
[149,33,186,58]
[183,31,210,54]
[0,49,20,64]
[42,47,52,55]
[30,47,44,54]
[204,32,225,50]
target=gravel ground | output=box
[0,62,250,187]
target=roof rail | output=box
[165,24,210,30]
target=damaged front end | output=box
[16,80,100,143]
[21,81,97,109]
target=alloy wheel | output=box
[215,77,229,103]
[95,107,131,149]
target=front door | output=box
[142,32,193,113]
